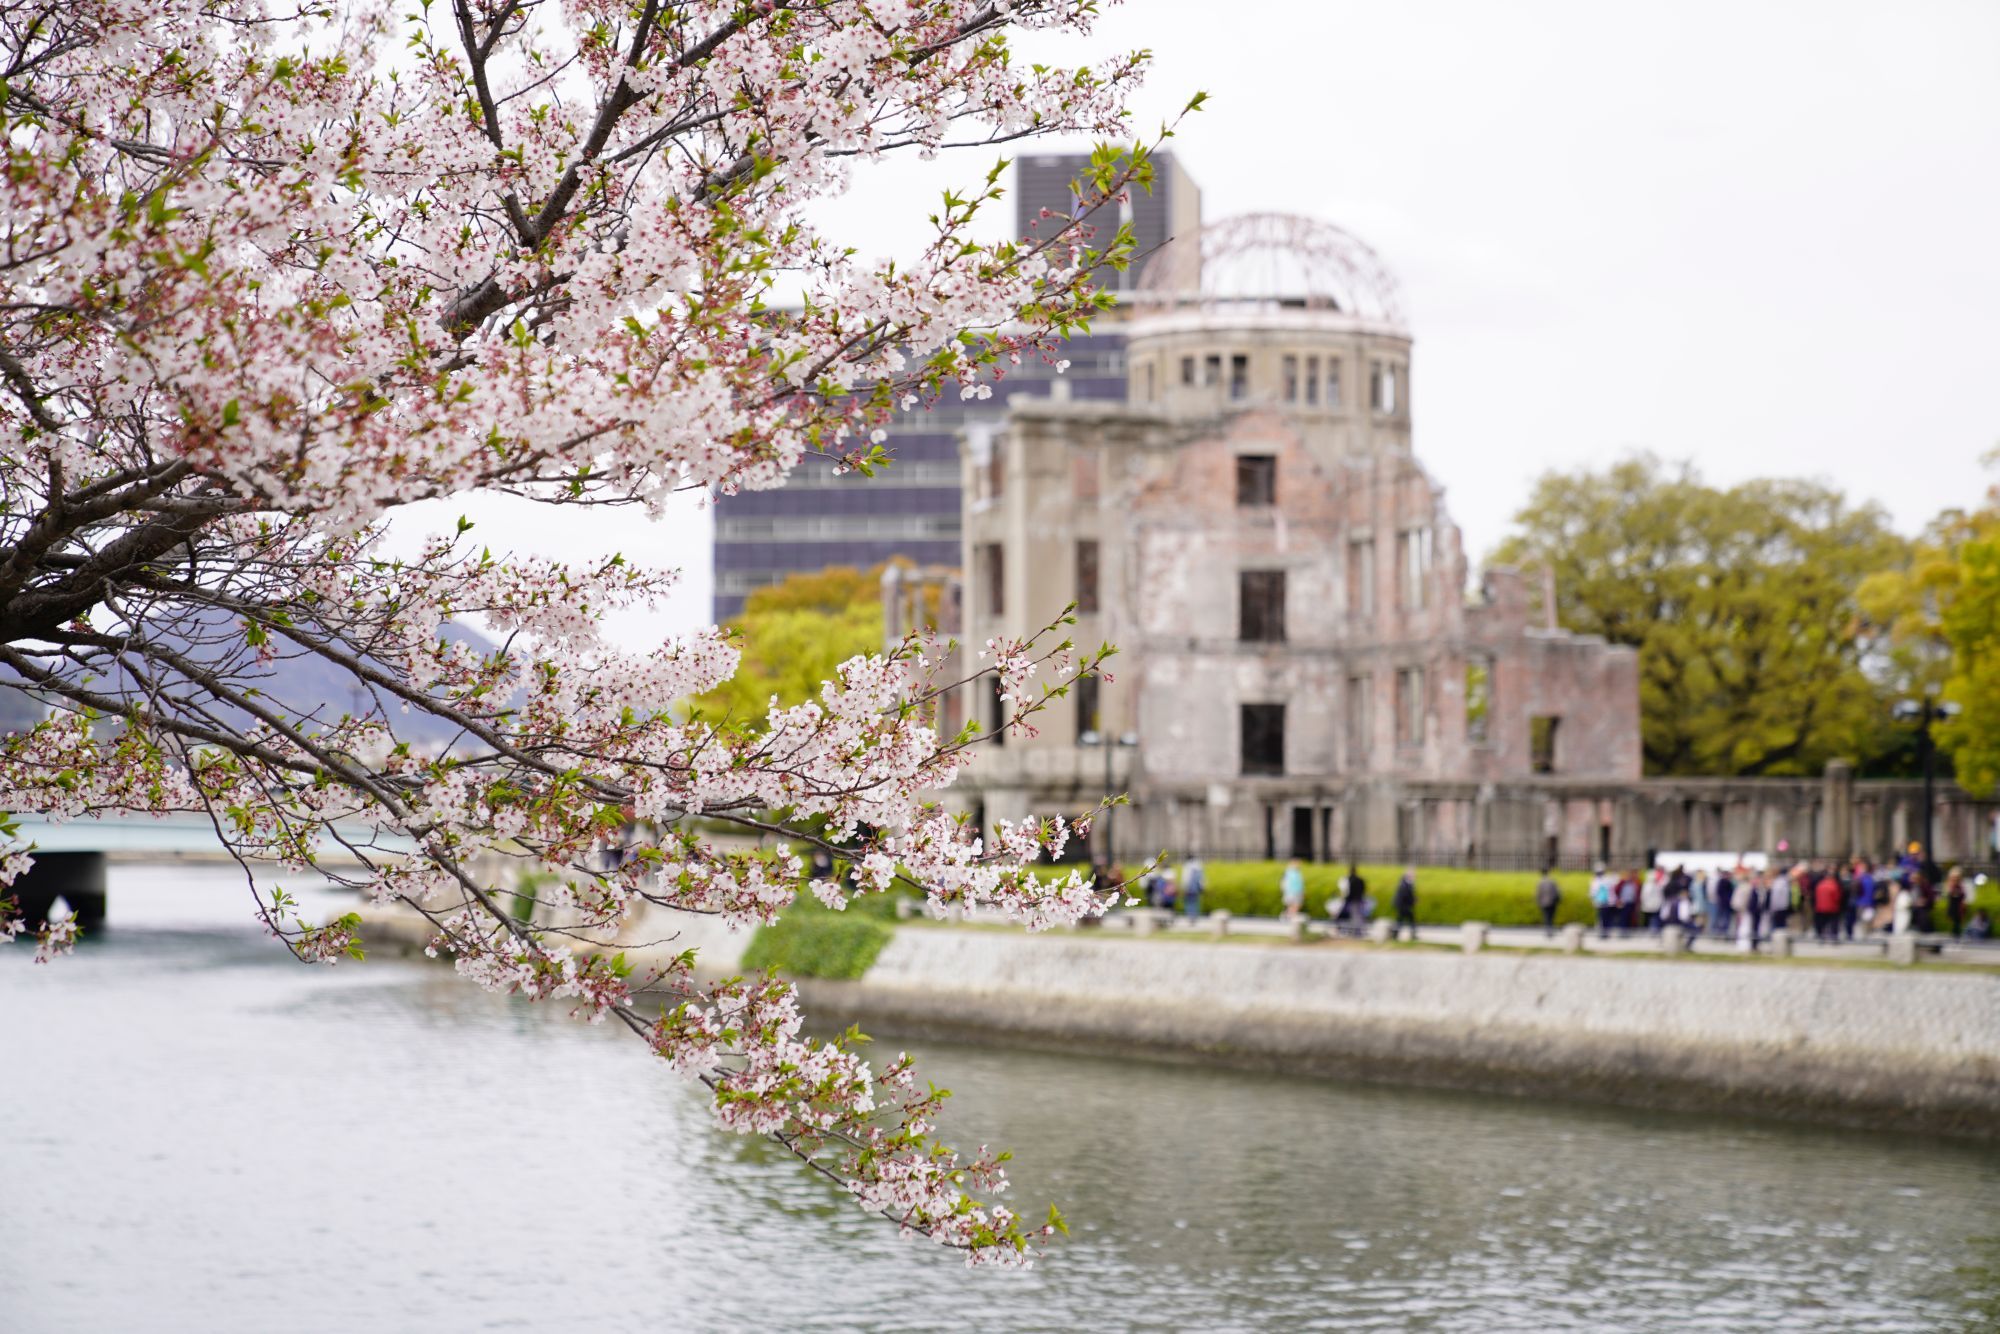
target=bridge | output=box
[7,814,414,931]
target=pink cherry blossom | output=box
[0,0,1174,1263]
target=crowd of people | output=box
[1586,850,1988,945]
[1109,846,1990,947]
[1125,858,1424,938]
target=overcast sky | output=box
[484,0,2000,648]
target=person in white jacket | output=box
[1641,869,1667,932]
[1893,880,1915,935]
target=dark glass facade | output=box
[710,153,1198,621]
[710,332,1131,620]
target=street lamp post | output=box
[1894,692,1963,875]
[1078,728,1140,866]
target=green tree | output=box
[1855,504,1988,777]
[1942,530,2000,794]
[695,566,888,723]
[1930,475,2000,794]
[1492,455,1909,776]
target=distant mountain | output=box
[0,614,501,751]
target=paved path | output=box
[1093,908,2000,967]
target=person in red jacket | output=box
[1813,867,1843,942]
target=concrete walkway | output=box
[1074,907,2000,968]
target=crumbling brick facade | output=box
[950,288,1643,863]
[928,213,1999,868]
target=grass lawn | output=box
[1059,860,1601,929]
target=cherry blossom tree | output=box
[0,0,1176,1261]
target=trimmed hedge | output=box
[751,863,1600,964]
[742,905,891,979]
[1120,861,1601,929]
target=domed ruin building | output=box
[943,210,1643,864]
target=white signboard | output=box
[1651,850,1769,875]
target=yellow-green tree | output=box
[1493,455,1909,776]
[1856,505,1989,775]
[1941,522,2000,794]
[695,566,886,724]
[1857,450,2000,791]
[1912,466,2000,794]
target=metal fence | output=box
[1075,845,2000,877]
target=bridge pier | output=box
[10,852,107,934]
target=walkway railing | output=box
[982,904,2000,968]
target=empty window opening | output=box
[1282,355,1299,402]
[1346,674,1372,767]
[1228,354,1249,400]
[1143,362,1156,402]
[1371,362,1398,414]
[1326,358,1341,408]
[1531,715,1561,774]
[1203,354,1222,387]
[1398,526,1433,610]
[1465,656,1492,744]
[1347,537,1376,620]
[970,438,1001,506]
[987,675,1008,746]
[1396,667,1426,746]
[1180,356,1196,386]
[1305,355,1321,406]
[1074,673,1100,743]
[1396,803,1420,859]
[1241,703,1286,775]
[978,542,1005,617]
[1291,806,1316,862]
[1075,539,1100,615]
[1239,570,1287,643]
[1236,454,1277,507]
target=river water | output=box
[4,863,1998,1332]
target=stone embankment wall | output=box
[355,901,2000,1136]
[796,929,2000,1137]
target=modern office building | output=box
[1013,150,1204,296]
[708,154,1202,621]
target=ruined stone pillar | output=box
[1824,759,1855,858]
